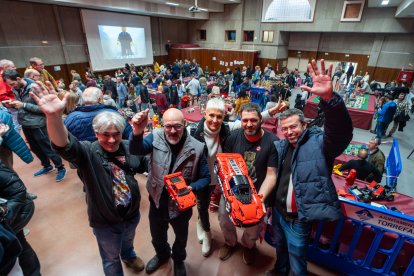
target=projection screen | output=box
[81,9,154,71]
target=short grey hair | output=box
[29,57,41,65]
[82,87,103,105]
[0,59,15,70]
[206,97,225,113]
[279,108,305,123]
[92,111,126,134]
[24,69,38,78]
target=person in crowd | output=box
[376,94,397,142]
[265,94,278,110]
[339,148,382,183]
[103,75,118,102]
[166,80,179,108]
[272,79,286,99]
[188,97,287,257]
[259,59,353,275]
[367,137,385,179]
[65,87,132,142]
[70,69,81,82]
[138,78,150,111]
[116,77,127,108]
[23,69,41,83]
[358,79,371,94]
[154,85,168,117]
[253,66,261,82]
[346,63,354,85]
[186,74,200,106]
[0,161,40,276]
[239,77,250,94]
[103,90,117,108]
[0,105,33,170]
[129,108,210,276]
[85,72,97,88]
[234,89,250,116]
[0,59,21,133]
[28,57,58,90]
[387,92,410,137]
[219,102,279,265]
[69,81,83,106]
[294,93,304,110]
[30,83,148,276]
[3,70,67,182]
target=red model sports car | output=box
[214,153,264,227]
[164,172,196,211]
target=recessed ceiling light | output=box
[41,41,48,44]
[166,2,179,6]
[345,54,350,57]
[325,52,329,55]
[381,0,389,5]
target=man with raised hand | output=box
[260,59,353,275]
[29,82,148,276]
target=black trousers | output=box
[195,185,214,232]
[149,191,192,262]
[22,126,63,169]
[16,230,41,276]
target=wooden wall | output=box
[168,48,259,72]
[17,62,90,89]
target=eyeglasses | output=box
[164,124,184,131]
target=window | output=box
[243,31,254,42]
[198,29,206,41]
[261,0,316,22]
[262,31,274,43]
[225,30,236,42]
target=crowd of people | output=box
[0,54,409,276]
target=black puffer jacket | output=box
[0,162,34,232]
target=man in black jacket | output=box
[30,82,148,276]
[339,148,382,183]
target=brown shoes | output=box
[123,256,145,272]
[219,244,234,261]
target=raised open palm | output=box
[30,81,67,116]
[301,59,333,100]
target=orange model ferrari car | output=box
[214,153,264,227]
[164,172,196,212]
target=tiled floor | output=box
[8,88,413,275]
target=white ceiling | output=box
[20,0,414,19]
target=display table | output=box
[303,94,376,130]
[335,141,366,165]
[181,106,203,122]
[307,174,414,275]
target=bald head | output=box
[82,87,103,105]
[163,108,184,123]
[357,148,369,160]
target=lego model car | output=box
[164,172,196,211]
[214,153,264,227]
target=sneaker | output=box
[242,246,255,265]
[218,244,234,261]
[33,166,54,177]
[196,219,205,244]
[56,168,67,182]
[202,231,212,257]
[123,256,145,272]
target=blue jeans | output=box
[93,214,140,276]
[272,208,311,276]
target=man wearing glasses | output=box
[260,60,353,275]
[29,57,58,91]
[129,108,210,276]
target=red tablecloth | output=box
[181,107,203,122]
[303,95,376,130]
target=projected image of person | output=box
[117,26,134,57]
